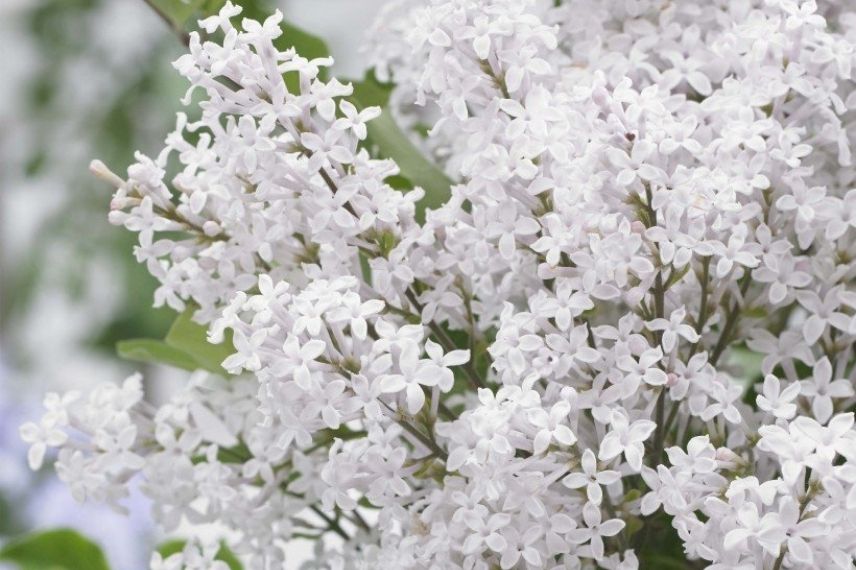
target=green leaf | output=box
[116,338,200,371]
[0,529,110,570]
[640,556,691,570]
[350,71,392,107]
[157,540,242,570]
[147,0,209,32]
[635,515,691,570]
[156,540,185,558]
[214,547,242,570]
[350,73,453,222]
[115,308,234,375]
[278,20,330,92]
[358,251,372,284]
[276,20,329,61]
[164,308,234,374]
[728,346,764,387]
[729,345,764,405]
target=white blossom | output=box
[23,0,856,567]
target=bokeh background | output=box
[0,0,387,567]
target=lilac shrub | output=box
[21,0,856,568]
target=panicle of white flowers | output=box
[23,0,856,568]
[96,2,434,325]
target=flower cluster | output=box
[22,0,856,568]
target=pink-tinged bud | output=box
[715,447,741,470]
[665,372,678,387]
[630,220,646,234]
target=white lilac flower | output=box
[567,501,625,560]
[598,411,656,472]
[757,374,801,420]
[799,357,854,423]
[562,449,621,505]
[646,307,701,354]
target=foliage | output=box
[0,529,109,570]
[350,74,453,221]
[157,540,242,570]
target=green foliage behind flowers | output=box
[0,529,110,570]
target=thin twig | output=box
[140,0,191,46]
[710,274,753,366]
[309,505,350,541]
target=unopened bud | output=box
[203,221,223,237]
[665,372,678,387]
[715,447,742,470]
[89,160,125,189]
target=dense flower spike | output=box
[23,0,856,568]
